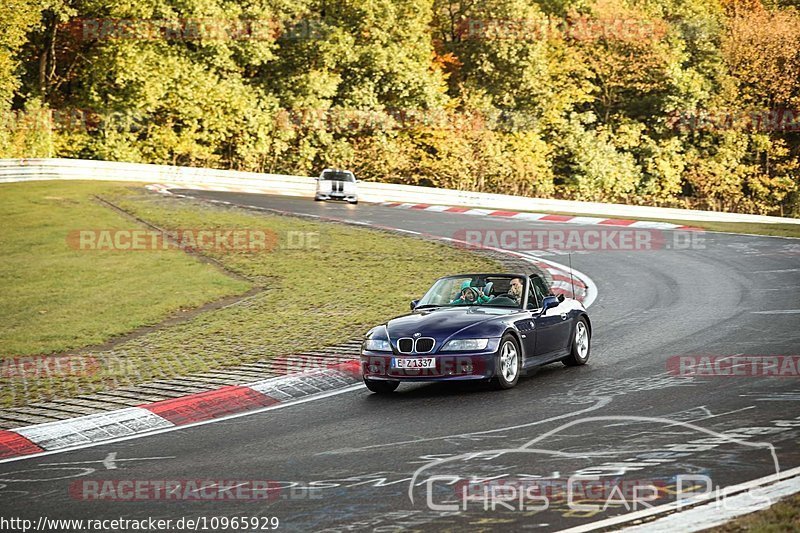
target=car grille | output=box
[397,337,435,354]
[415,338,435,353]
[398,338,414,353]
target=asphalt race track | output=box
[1,191,799,531]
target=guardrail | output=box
[1,158,798,225]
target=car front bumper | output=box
[315,192,358,202]
[360,350,499,381]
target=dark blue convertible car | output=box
[361,273,591,393]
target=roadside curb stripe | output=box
[378,201,699,230]
[145,182,697,230]
[13,408,173,451]
[248,367,362,402]
[0,360,362,459]
[550,273,587,288]
[598,218,636,226]
[0,430,43,459]
[562,465,800,533]
[142,386,279,426]
[540,214,574,222]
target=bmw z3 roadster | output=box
[361,273,591,393]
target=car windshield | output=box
[416,275,525,309]
[321,171,355,182]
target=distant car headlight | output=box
[442,338,489,351]
[363,339,391,352]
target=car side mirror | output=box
[541,295,559,312]
[410,299,419,310]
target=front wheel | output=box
[492,334,521,389]
[562,317,591,366]
[364,378,399,394]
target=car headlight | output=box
[363,339,391,352]
[442,338,490,351]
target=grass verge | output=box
[708,492,800,532]
[0,181,250,356]
[0,181,499,407]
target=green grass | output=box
[662,219,800,238]
[0,181,499,407]
[0,181,250,356]
[708,492,800,532]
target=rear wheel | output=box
[364,378,399,394]
[562,317,590,366]
[492,334,521,390]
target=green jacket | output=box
[451,281,491,305]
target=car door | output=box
[530,276,571,356]
[547,302,572,352]
[533,305,562,356]
[515,278,542,358]
[514,314,537,361]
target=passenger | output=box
[451,280,491,305]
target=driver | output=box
[506,277,524,304]
[451,280,490,305]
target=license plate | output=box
[392,357,436,369]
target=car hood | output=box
[317,180,357,192]
[386,306,518,342]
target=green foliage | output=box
[0,97,54,157]
[2,0,799,216]
[555,114,642,202]
[0,0,42,107]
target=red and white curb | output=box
[145,183,698,230]
[0,361,360,461]
[379,202,701,230]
